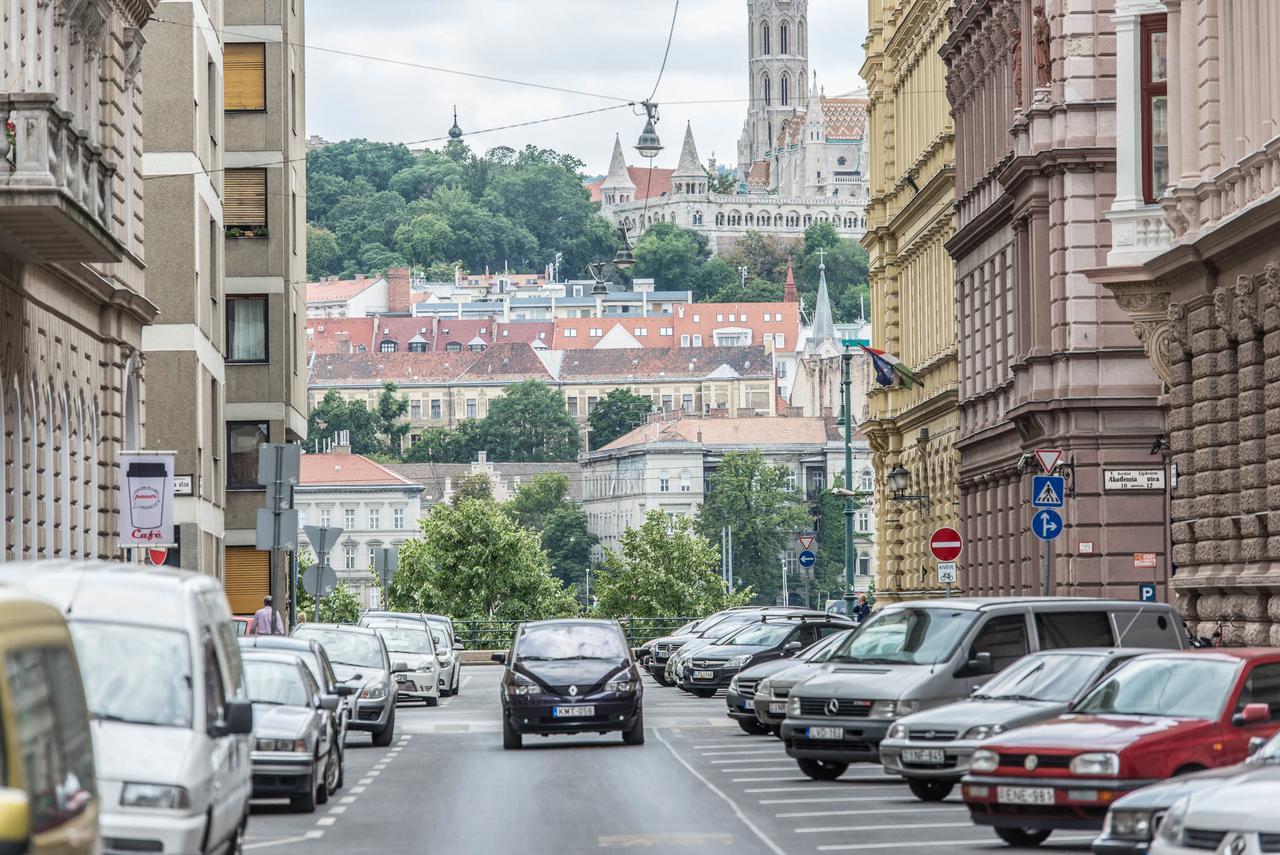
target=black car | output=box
[680,614,854,699]
[494,619,644,749]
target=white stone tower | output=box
[671,123,708,196]
[599,135,636,208]
[739,0,810,167]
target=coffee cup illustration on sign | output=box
[127,461,169,530]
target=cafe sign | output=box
[118,451,176,547]
[1103,469,1165,491]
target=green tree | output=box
[541,505,595,587]
[593,511,752,618]
[450,473,493,504]
[482,380,580,462]
[587,388,653,450]
[306,224,342,278]
[375,382,410,456]
[797,221,871,324]
[393,213,454,268]
[711,277,783,303]
[720,230,793,286]
[695,256,741,301]
[387,499,578,620]
[633,222,709,291]
[505,473,572,530]
[697,451,813,604]
[307,389,382,456]
[403,421,485,464]
[294,551,362,624]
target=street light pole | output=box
[842,347,858,616]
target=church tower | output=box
[740,0,809,167]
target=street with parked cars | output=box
[3,566,1280,855]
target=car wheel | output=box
[907,779,954,802]
[452,669,461,696]
[797,758,848,781]
[290,774,317,813]
[316,762,329,805]
[652,670,672,687]
[769,724,782,738]
[503,716,523,750]
[994,828,1052,847]
[737,718,772,736]
[622,707,645,745]
[372,708,396,747]
[426,695,439,707]
[323,747,339,797]
[691,688,717,699]
[226,813,247,855]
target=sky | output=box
[305,0,868,176]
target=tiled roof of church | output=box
[746,160,770,187]
[822,97,868,140]
[587,167,674,202]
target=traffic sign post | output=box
[798,550,816,569]
[937,561,958,597]
[929,528,962,597]
[1031,475,1066,508]
[1138,582,1157,602]
[256,444,302,634]
[374,547,399,591]
[1032,508,1063,598]
[303,525,344,624]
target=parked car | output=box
[422,614,464,696]
[231,616,252,636]
[1093,730,1280,855]
[748,629,857,734]
[0,587,98,855]
[781,598,1185,782]
[1144,736,1280,854]
[238,636,354,786]
[365,620,441,706]
[642,620,700,684]
[880,648,1160,802]
[961,648,1280,848]
[293,624,399,747]
[683,614,853,700]
[495,619,643,749]
[0,561,255,855]
[242,651,338,812]
[667,608,830,687]
[653,608,784,685]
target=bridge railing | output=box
[455,617,696,651]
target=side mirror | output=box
[783,641,803,654]
[491,652,507,664]
[1234,702,1271,726]
[453,641,464,652]
[1248,736,1266,757]
[213,700,254,737]
[0,788,31,855]
[959,651,993,678]
[391,661,410,674]
[319,694,340,712]
[335,684,356,697]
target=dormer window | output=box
[409,341,427,353]
[446,342,462,352]
[380,340,397,353]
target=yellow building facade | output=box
[859,0,960,601]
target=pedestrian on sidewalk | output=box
[852,593,872,624]
[251,595,284,635]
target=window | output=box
[465,399,478,419]
[344,508,356,530]
[1036,611,1116,650]
[763,74,771,106]
[320,508,331,527]
[661,394,674,411]
[728,314,736,323]
[860,468,874,492]
[587,396,598,413]
[659,472,670,492]
[203,639,226,730]
[780,21,790,54]
[409,340,426,352]
[1238,663,1280,717]
[680,470,691,492]
[634,327,648,337]
[777,361,788,379]
[681,393,693,412]
[430,400,442,419]
[692,334,702,347]
[380,340,397,353]
[224,43,266,111]
[369,508,381,529]
[855,510,870,532]
[781,74,790,106]
[659,327,673,336]
[224,168,267,231]
[393,508,404,529]
[563,328,577,338]
[970,615,1031,672]
[589,328,603,337]
[227,421,268,488]
[692,314,700,323]
[445,341,462,352]
[784,470,797,491]
[680,335,691,347]
[1141,16,1169,203]
[774,334,784,349]
[716,314,724,322]
[344,542,356,570]
[567,397,579,417]
[410,400,421,419]
[226,297,268,362]
[761,21,770,54]
[857,553,872,575]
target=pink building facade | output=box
[942,0,1168,599]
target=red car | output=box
[961,649,1280,848]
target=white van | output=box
[0,562,253,855]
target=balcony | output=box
[0,93,122,263]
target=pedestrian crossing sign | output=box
[1031,475,1066,508]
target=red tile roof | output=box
[307,317,552,355]
[822,97,868,140]
[550,303,798,352]
[306,276,381,304]
[300,453,418,487]
[557,345,771,380]
[587,167,675,203]
[309,352,481,384]
[746,160,770,187]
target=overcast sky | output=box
[306,0,867,176]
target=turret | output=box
[599,135,636,208]
[671,123,708,195]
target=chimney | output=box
[386,266,412,314]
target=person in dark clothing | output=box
[851,593,872,624]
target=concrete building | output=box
[292,452,423,610]
[579,415,877,597]
[1,0,159,561]
[1095,0,1280,641]
[305,266,413,318]
[859,0,960,601]
[942,0,1165,600]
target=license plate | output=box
[769,702,786,714]
[903,748,946,764]
[807,726,843,740]
[997,786,1056,805]
[740,700,752,709]
[552,705,595,718]
[693,670,715,680]
[394,673,408,682]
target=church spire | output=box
[784,260,797,303]
[600,134,635,204]
[448,105,463,140]
[807,250,835,352]
[672,122,707,195]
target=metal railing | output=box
[456,617,696,651]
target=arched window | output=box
[780,21,790,54]
[716,212,725,226]
[767,120,773,147]
[693,210,703,225]
[763,74,771,106]
[803,214,812,226]
[860,469,874,492]
[761,21,771,55]
[799,20,806,56]
[781,74,790,106]
[759,212,771,227]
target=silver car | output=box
[368,620,441,706]
[879,648,1157,801]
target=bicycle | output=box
[1210,612,1245,647]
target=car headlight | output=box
[360,683,388,700]
[726,654,753,668]
[606,677,640,693]
[870,699,920,719]
[756,679,772,697]
[787,696,802,717]
[254,738,308,752]
[887,723,907,740]
[507,675,542,696]
[1158,796,1190,843]
[962,724,1006,741]
[728,675,741,693]
[970,749,999,773]
[120,783,191,809]
[1104,808,1155,842]
[1070,752,1120,777]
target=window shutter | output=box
[225,168,267,226]
[224,546,270,615]
[225,43,266,111]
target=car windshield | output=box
[1254,732,1280,763]
[377,627,434,655]
[718,623,793,647]
[703,615,757,639]
[974,652,1106,702]
[294,628,384,668]
[516,624,625,661]
[244,660,310,706]
[70,622,193,728]
[800,630,852,663]
[829,608,976,665]
[1074,658,1238,718]
[430,628,446,648]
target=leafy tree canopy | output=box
[450,473,493,505]
[505,473,572,531]
[504,473,597,587]
[587,388,654,450]
[307,389,382,456]
[481,380,581,462]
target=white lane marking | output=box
[315,817,336,827]
[654,728,787,855]
[245,835,323,850]
[462,675,472,689]
[367,770,381,776]
[350,786,366,794]
[305,832,324,839]
[797,821,972,834]
[815,836,1097,852]
[759,795,909,805]
[744,785,902,794]
[776,806,965,820]
[358,778,373,785]
[702,749,787,757]
[327,806,347,815]
[712,757,792,765]
[340,796,357,804]
[720,766,797,773]
[732,776,806,783]
[694,742,768,749]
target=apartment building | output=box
[1,0,160,560]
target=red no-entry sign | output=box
[929,528,963,562]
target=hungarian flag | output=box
[859,345,916,389]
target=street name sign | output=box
[1035,449,1063,475]
[1031,475,1066,508]
[929,528,963,562]
[1133,552,1158,569]
[1104,470,1166,491]
[1032,508,1063,541]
